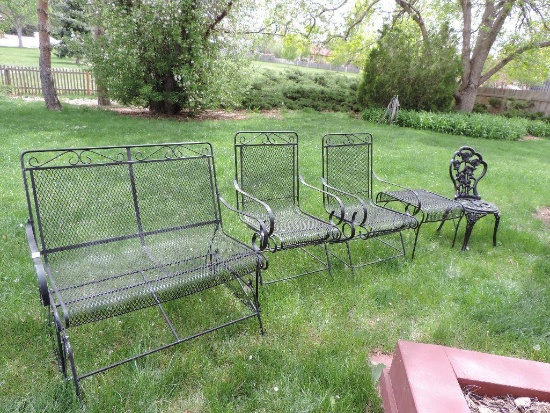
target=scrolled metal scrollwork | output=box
[26,148,127,168]
[236,131,297,146]
[323,132,372,147]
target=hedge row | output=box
[361,108,550,141]
[241,69,362,112]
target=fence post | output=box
[86,71,91,95]
[4,67,11,86]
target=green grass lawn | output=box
[0,46,84,68]
[1,96,549,412]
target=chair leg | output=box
[461,214,478,251]
[451,215,464,248]
[493,212,500,247]
[324,243,333,277]
[410,225,422,259]
[436,207,452,232]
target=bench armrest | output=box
[373,170,423,212]
[26,220,50,306]
[299,174,345,226]
[321,178,368,226]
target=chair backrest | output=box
[21,142,220,254]
[449,146,488,200]
[322,132,373,201]
[234,131,299,210]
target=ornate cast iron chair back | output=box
[448,146,500,251]
[450,146,487,200]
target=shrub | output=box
[357,22,461,112]
[241,69,361,112]
[361,108,550,140]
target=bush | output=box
[361,108,550,140]
[357,22,461,112]
[241,69,361,112]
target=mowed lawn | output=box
[0,96,549,412]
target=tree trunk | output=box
[16,18,23,47]
[92,24,111,106]
[37,0,62,111]
[454,83,478,112]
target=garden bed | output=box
[379,341,550,413]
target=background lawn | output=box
[0,96,549,412]
[0,46,82,68]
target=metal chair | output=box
[321,133,419,268]
[449,146,500,251]
[233,131,344,284]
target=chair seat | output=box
[344,203,418,235]
[47,228,263,327]
[242,205,341,250]
[457,198,499,215]
[378,189,464,221]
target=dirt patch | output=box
[464,388,550,413]
[369,350,393,369]
[535,207,550,229]
[521,135,543,141]
[16,95,284,121]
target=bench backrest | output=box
[234,131,299,209]
[322,132,374,202]
[449,146,488,200]
[21,142,220,254]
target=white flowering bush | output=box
[88,0,249,114]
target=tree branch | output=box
[480,40,550,84]
[205,1,233,39]
[394,0,429,42]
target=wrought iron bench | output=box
[232,131,344,284]
[21,142,266,398]
[321,133,419,268]
[448,146,500,251]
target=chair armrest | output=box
[26,220,50,306]
[373,170,423,211]
[321,178,368,226]
[298,174,345,225]
[221,180,275,251]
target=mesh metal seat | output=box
[449,146,500,251]
[233,131,343,283]
[321,133,419,268]
[22,143,266,397]
[375,152,465,258]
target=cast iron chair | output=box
[449,146,500,251]
[233,131,344,284]
[321,133,419,268]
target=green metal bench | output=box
[21,142,266,398]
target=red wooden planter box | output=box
[379,340,550,413]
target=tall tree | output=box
[37,0,62,110]
[395,0,550,112]
[51,0,88,62]
[0,0,36,47]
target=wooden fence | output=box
[476,87,550,116]
[0,65,97,95]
